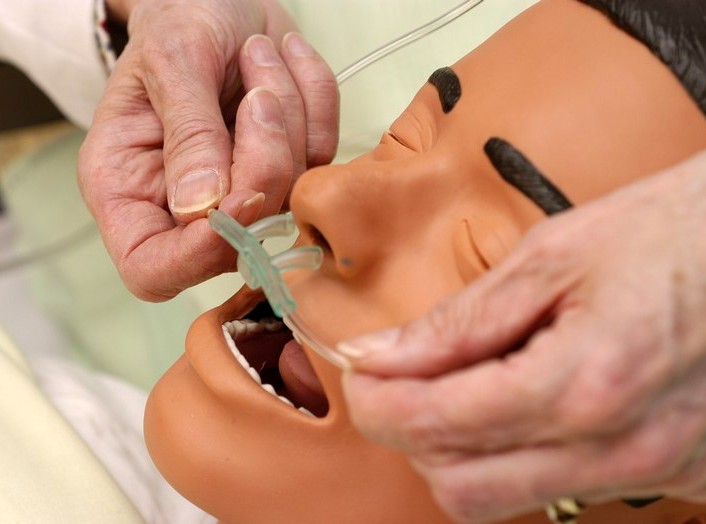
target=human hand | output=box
[341,151,706,523]
[79,0,338,301]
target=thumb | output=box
[147,66,233,223]
[337,248,566,378]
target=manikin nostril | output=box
[308,226,332,255]
[302,222,365,278]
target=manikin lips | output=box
[223,315,328,417]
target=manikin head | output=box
[145,1,706,522]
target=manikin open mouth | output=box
[222,301,329,418]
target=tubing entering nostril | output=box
[310,226,332,254]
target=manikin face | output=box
[145,1,706,523]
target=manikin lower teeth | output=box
[222,326,258,380]
[298,406,314,417]
[221,323,314,417]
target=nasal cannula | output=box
[209,0,488,367]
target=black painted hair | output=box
[484,138,573,215]
[428,67,462,113]
[578,0,706,116]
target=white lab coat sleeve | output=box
[0,0,109,128]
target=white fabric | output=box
[0,326,145,523]
[0,0,107,128]
[31,354,217,524]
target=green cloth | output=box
[0,129,211,390]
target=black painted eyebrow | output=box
[428,67,462,113]
[484,137,573,215]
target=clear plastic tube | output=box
[336,0,486,84]
[283,312,350,369]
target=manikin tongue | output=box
[278,339,328,417]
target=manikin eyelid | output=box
[454,215,523,283]
[386,101,436,152]
[384,129,415,150]
[454,219,490,282]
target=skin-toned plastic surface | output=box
[145,1,706,522]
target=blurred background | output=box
[0,61,67,212]
[0,62,202,390]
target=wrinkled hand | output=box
[79,0,338,301]
[341,151,706,523]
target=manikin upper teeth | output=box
[224,318,278,338]
[261,318,285,332]
[221,321,313,417]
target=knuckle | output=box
[120,257,175,302]
[521,221,565,259]
[305,136,338,167]
[429,473,479,521]
[425,294,477,349]
[404,411,450,454]
[557,383,627,434]
[612,423,698,484]
[76,142,98,192]
[427,468,505,524]
[301,76,338,101]
[163,117,224,161]
[77,132,106,174]
[278,92,306,120]
[622,441,684,482]
[388,386,452,454]
[669,466,706,496]
[555,345,654,435]
[658,434,706,494]
[515,221,577,277]
[142,25,217,77]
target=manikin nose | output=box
[290,164,383,279]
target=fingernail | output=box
[284,32,315,56]
[235,192,265,225]
[173,168,221,214]
[247,35,280,65]
[247,88,284,130]
[337,327,401,361]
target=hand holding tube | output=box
[341,151,706,523]
[78,0,339,300]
